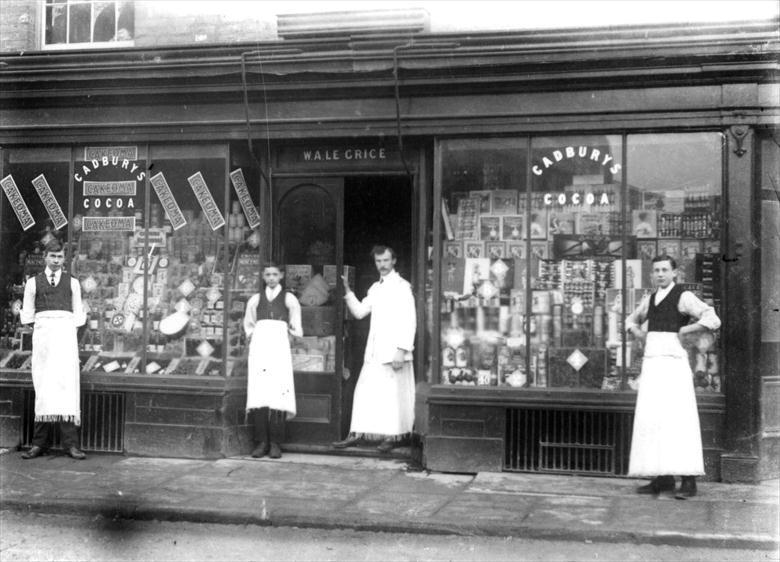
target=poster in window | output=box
[470,190,492,214]
[485,241,506,260]
[479,216,501,241]
[528,210,548,239]
[443,241,463,259]
[657,239,681,262]
[464,241,485,259]
[501,215,524,241]
[507,240,526,259]
[455,197,479,240]
[548,210,576,236]
[632,210,657,238]
[490,190,518,215]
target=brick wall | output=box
[1,0,38,53]
[0,1,278,53]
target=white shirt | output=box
[243,287,303,338]
[625,282,721,332]
[345,270,416,364]
[20,267,86,326]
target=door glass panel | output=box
[278,184,338,373]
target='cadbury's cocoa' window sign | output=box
[75,147,145,232]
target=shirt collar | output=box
[44,267,61,278]
[379,270,398,284]
[265,285,282,299]
[655,282,675,302]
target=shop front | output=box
[1,20,777,480]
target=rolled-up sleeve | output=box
[345,289,372,320]
[243,293,260,338]
[20,277,36,325]
[679,291,721,331]
[71,277,87,327]
[285,293,303,337]
[625,294,650,332]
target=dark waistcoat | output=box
[34,271,74,313]
[257,288,289,322]
[647,284,689,333]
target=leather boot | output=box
[675,476,697,499]
[636,475,675,495]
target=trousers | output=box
[31,421,80,449]
[250,407,285,444]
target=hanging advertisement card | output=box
[31,174,68,230]
[150,172,187,230]
[229,168,262,229]
[1,175,35,231]
[188,171,225,231]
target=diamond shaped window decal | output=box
[567,349,588,372]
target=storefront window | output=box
[1,148,71,371]
[530,135,622,390]
[141,145,229,377]
[626,133,723,393]
[437,138,528,387]
[436,132,724,393]
[1,144,236,378]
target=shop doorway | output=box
[273,173,413,452]
[341,176,413,438]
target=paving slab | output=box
[0,451,777,551]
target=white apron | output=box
[31,312,81,426]
[349,361,415,440]
[628,331,704,476]
[246,319,296,418]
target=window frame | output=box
[41,0,134,51]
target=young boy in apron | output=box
[243,262,302,459]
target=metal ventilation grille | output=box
[22,390,125,453]
[505,408,633,476]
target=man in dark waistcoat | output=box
[625,255,720,498]
[19,240,87,460]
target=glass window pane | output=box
[68,2,92,44]
[93,2,116,42]
[626,132,723,394]
[438,138,528,387]
[71,149,147,370]
[146,153,227,377]
[46,3,67,45]
[0,150,71,371]
[117,1,134,40]
[530,135,623,390]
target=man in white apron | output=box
[626,255,720,498]
[333,245,416,453]
[20,240,87,460]
[243,263,302,459]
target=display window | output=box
[1,147,72,371]
[436,133,724,393]
[0,144,261,379]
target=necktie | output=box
[50,273,56,286]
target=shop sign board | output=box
[187,171,225,231]
[275,143,411,171]
[150,172,187,230]
[84,146,138,161]
[31,174,68,230]
[82,216,136,232]
[229,168,261,229]
[1,175,35,231]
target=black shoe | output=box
[636,475,675,495]
[66,447,86,460]
[675,476,697,499]
[268,442,282,459]
[251,442,269,458]
[377,439,394,453]
[332,435,362,449]
[21,446,45,459]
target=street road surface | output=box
[1,510,776,562]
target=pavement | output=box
[0,448,777,551]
